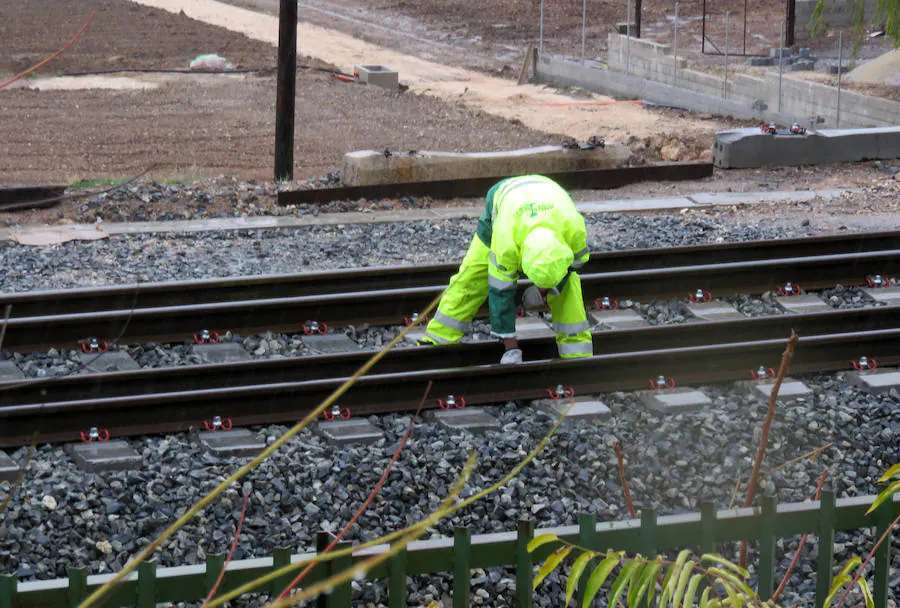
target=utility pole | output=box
[274,0,298,182]
[634,0,642,38]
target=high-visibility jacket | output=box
[479,175,590,337]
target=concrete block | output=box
[774,294,831,314]
[847,368,900,394]
[302,333,359,354]
[354,64,398,90]
[638,388,712,414]
[516,315,555,340]
[590,309,649,330]
[748,57,774,67]
[0,451,22,483]
[199,429,264,457]
[741,378,812,403]
[534,396,611,421]
[0,361,24,381]
[792,60,816,72]
[65,440,141,472]
[78,351,140,373]
[429,408,500,433]
[685,301,745,321]
[861,286,900,304]
[318,419,385,445]
[799,47,812,58]
[770,47,792,59]
[193,342,252,363]
[341,144,631,186]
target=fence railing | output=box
[2,491,897,608]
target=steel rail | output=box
[1,328,896,446]
[276,163,714,205]
[5,230,899,319]
[3,305,899,407]
[2,248,898,352]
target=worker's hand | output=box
[522,285,546,311]
[500,348,523,365]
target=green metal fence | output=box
[2,491,897,608]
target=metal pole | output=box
[836,31,843,127]
[274,0,298,182]
[723,11,729,99]
[539,0,544,56]
[743,0,748,54]
[626,0,631,74]
[701,0,707,53]
[581,0,587,64]
[778,21,785,113]
[673,2,679,87]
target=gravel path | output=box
[2,212,897,607]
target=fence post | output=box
[388,546,408,608]
[757,495,776,600]
[673,2,679,87]
[626,0,632,74]
[539,0,545,56]
[516,519,535,608]
[316,533,331,608]
[205,554,225,600]
[453,526,472,608]
[836,31,843,127]
[723,11,730,99]
[778,21,785,113]
[815,489,836,608]
[271,547,292,598]
[700,502,717,554]
[0,573,16,608]
[639,508,657,556]
[67,567,88,608]
[873,500,894,608]
[137,560,157,608]
[575,513,597,605]
[326,539,353,608]
[581,0,587,64]
[274,0,298,182]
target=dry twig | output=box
[614,441,636,519]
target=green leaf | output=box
[581,554,620,608]
[659,550,691,608]
[627,561,653,607]
[823,574,852,608]
[837,556,863,580]
[857,576,875,608]
[682,573,704,608]
[715,577,741,608]
[565,551,594,606]
[673,560,696,607]
[707,568,754,597]
[878,463,900,482]
[699,586,713,608]
[527,533,560,554]
[700,555,749,579]
[533,546,571,589]
[865,480,900,515]
[608,559,641,608]
[638,561,663,608]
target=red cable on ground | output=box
[201,489,251,607]
[277,381,433,600]
[0,12,96,92]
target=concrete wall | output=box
[596,33,900,128]
[796,0,878,33]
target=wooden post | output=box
[274,0,298,182]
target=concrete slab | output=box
[0,451,22,483]
[534,397,612,421]
[578,196,695,213]
[861,286,900,304]
[0,361,25,381]
[847,368,900,394]
[741,378,812,403]
[685,301,746,321]
[342,144,631,186]
[65,440,141,472]
[774,294,831,314]
[403,328,427,344]
[516,315,555,340]
[638,388,712,414]
[354,64,398,90]
[193,342,252,363]
[198,429,265,457]
[689,190,845,206]
[78,351,140,373]
[317,419,385,445]
[428,408,501,433]
[302,333,359,354]
[590,309,649,330]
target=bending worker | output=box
[418,174,593,364]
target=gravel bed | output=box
[821,284,879,309]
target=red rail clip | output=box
[850,357,878,371]
[547,385,575,399]
[80,427,110,443]
[193,330,220,344]
[688,289,712,304]
[203,416,233,432]
[302,321,329,335]
[323,406,352,421]
[79,338,109,354]
[777,282,801,297]
[866,275,892,289]
[649,376,676,390]
[404,313,430,326]
[593,297,619,311]
[749,367,776,381]
[437,395,466,410]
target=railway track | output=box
[2,231,900,352]
[1,231,899,446]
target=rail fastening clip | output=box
[850,356,878,371]
[303,320,329,335]
[777,282,801,297]
[80,427,110,443]
[688,289,712,304]
[203,415,233,432]
[593,297,619,311]
[80,337,109,354]
[323,404,352,421]
[193,329,221,344]
[547,384,575,400]
[649,375,676,390]
[749,366,777,381]
[437,394,466,410]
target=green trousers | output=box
[422,236,593,358]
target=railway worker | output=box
[418,174,592,364]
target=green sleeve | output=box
[488,285,517,337]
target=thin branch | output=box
[0,304,11,353]
[0,13,95,91]
[763,443,833,479]
[614,441,636,518]
[276,381,433,599]
[834,511,900,608]
[200,489,250,607]
[740,330,799,568]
